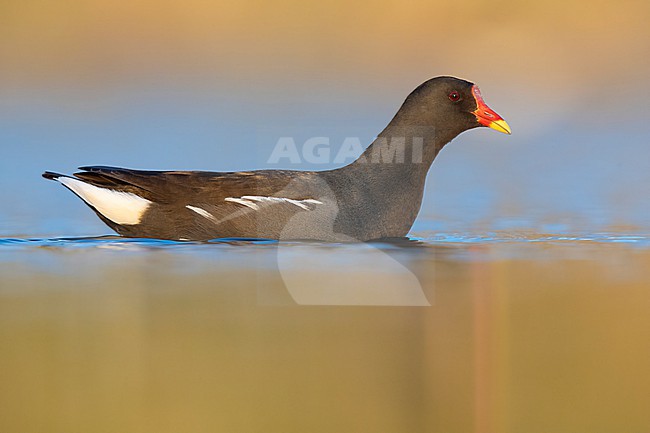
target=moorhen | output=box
[43,76,510,241]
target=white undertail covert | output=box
[58,177,152,225]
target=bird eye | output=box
[448,91,461,102]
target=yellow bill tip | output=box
[488,119,512,135]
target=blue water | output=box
[2,228,649,261]
[2,231,650,249]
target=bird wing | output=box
[73,165,319,204]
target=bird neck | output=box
[344,120,458,183]
[324,122,460,238]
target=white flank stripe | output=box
[224,195,323,211]
[186,205,219,222]
[59,177,152,225]
[224,197,260,210]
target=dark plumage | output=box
[43,76,510,241]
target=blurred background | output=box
[2,2,650,433]
[1,0,649,236]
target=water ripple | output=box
[0,236,278,250]
[420,232,650,246]
[1,232,649,250]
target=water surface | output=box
[2,224,649,433]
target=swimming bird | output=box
[43,76,510,241]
